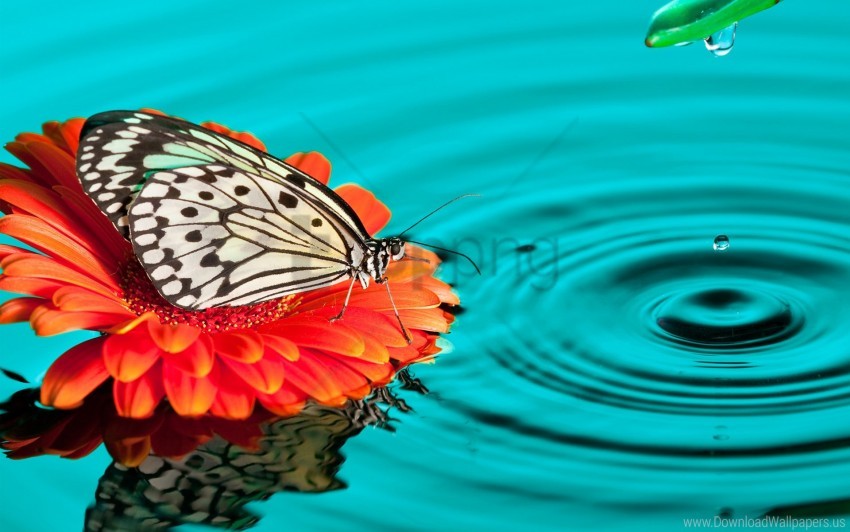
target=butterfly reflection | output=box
[0,375,423,530]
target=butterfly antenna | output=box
[406,240,482,275]
[397,194,479,238]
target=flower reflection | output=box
[1,376,419,529]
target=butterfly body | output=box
[76,111,405,312]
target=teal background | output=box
[4,1,850,530]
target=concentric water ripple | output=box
[454,179,850,419]
[421,173,850,520]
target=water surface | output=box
[2,1,850,530]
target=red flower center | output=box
[119,255,298,332]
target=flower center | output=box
[119,257,298,332]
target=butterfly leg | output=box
[330,276,359,322]
[378,276,412,345]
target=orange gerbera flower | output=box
[0,112,458,420]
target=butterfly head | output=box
[363,238,406,281]
[387,237,405,262]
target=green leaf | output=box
[645,0,781,48]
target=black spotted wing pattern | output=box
[129,164,364,310]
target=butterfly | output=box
[76,111,411,339]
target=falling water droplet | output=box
[704,22,737,57]
[713,235,730,252]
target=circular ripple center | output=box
[655,287,794,347]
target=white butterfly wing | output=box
[77,111,372,242]
[75,111,379,310]
[129,164,364,310]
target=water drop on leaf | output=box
[705,22,737,57]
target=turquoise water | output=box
[3,0,850,529]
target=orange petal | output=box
[0,162,32,183]
[416,276,460,305]
[220,350,285,394]
[213,331,264,363]
[334,355,395,385]
[113,364,166,418]
[284,152,332,184]
[138,108,167,116]
[53,186,130,262]
[385,246,440,280]
[356,331,391,363]
[283,351,359,405]
[14,132,49,144]
[258,382,307,416]
[388,330,434,363]
[386,258,437,282]
[28,140,78,187]
[261,334,300,361]
[41,121,68,151]
[103,327,162,382]
[210,389,255,420]
[209,364,256,420]
[52,287,131,315]
[404,245,441,266]
[352,285,442,311]
[0,180,116,265]
[307,351,379,399]
[419,334,443,356]
[0,215,118,282]
[0,297,44,324]
[42,118,84,155]
[398,308,451,333]
[147,321,201,353]
[106,312,155,335]
[305,306,408,347]
[163,361,219,417]
[1,254,118,299]
[0,275,66,299]
[261,318,365,358]
[161,334,214,377]
[41,337,110,409]
[388,344,425,364]
[7,141,78,189]
[335,184,391,235]
[200,121,268,152]
[231,132,267,152]
[0,243,32,259]
[30,306,128,336]
[297,284,441,313]
[63,118,85,153]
